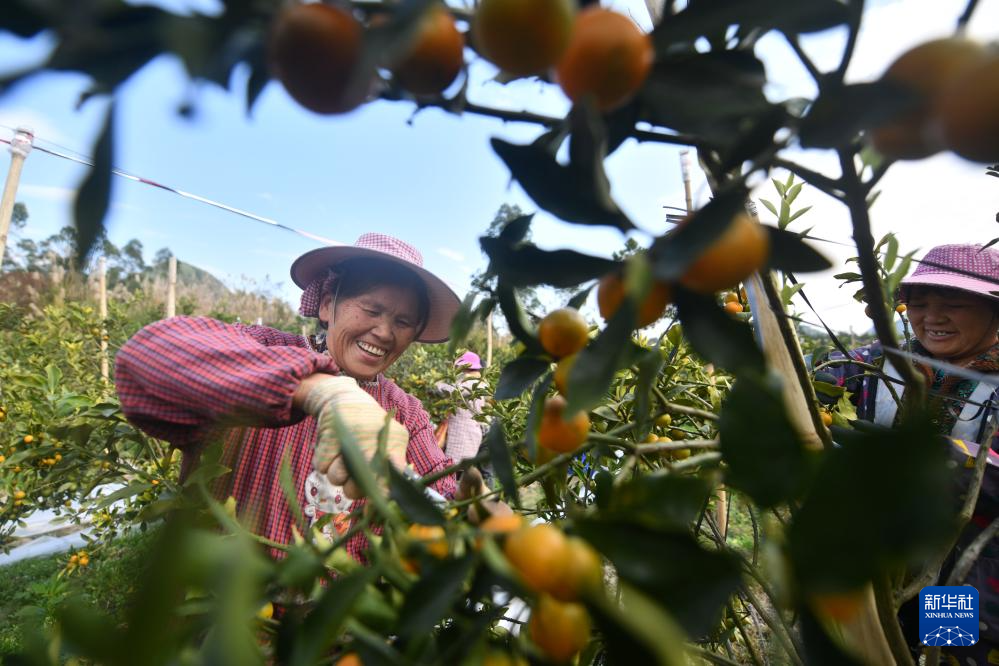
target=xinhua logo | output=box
[919,586,979,647]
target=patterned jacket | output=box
[114,316,457,560]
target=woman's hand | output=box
[295,374,408,499]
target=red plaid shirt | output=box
[114,316,457,560]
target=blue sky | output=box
[0,0,997,333]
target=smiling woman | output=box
[814,243,999,662]
[112,233,501,564]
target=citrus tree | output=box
[2,1,997,665]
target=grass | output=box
[0,528,158,658]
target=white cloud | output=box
[437,247,466,263]
[18,184,74,203]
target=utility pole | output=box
[0,127,34,264]
[680,149,693,214]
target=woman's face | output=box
[907,287,999,364]
[320,284,422,381]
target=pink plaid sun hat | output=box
[291,233,461,343]
[900,244,999,302]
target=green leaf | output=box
[480,238,619,289]
[73,104,114,264]
[567,284,595,310]
[565,300,645,414]
[397,555,476,640]
[760,198,779,217]
[883,234,899,272]
[286,567,381,666]
[494,355,550,400]
[524,376,553,462]
[45,363,63,396]
[448,293,478,355]
[788,415,954,593]
[799,81,922,149]
[633,346,666,439]
[333,413,394,520]
[786,182,803,205]
[279,449,309,536]
[719,374,813,508]
[587,583,688,666]
[651,0,849,44]
[490,134,635,231]
[605,474,713,531]
[787,205,813,224]
[638,51,770,145]
[674,288,765,377]
[575,520,741,636]
[496,282,543,354]
[766,227,832,272]
[650,185,750,281]
[388,466,445,526]
[833,271,862,281]
[95,481,152,509]
[486,422,519,506]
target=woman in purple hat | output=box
[434,351,489,467]
[114,233,492,561]
[818,243,999,662]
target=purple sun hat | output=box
[292,233,461,343]
[455,351,483,371]
[900,244,999,302]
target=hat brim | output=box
[899,272,999,303]
[291,245,461,343]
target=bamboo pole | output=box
[98,257,109,382]
[166,255,176,318]
[0,127,33,264]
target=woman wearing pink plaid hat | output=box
[114,233,495,562]
[817,244,999,662]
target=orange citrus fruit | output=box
[538,396,590,453]
[407,523,448,559]
[821,411,833,428]
[895,303,907,314]
[724,291,740,303]
[335,654,363,666]
[597,272,672,328]
[472,0,575,76]
[390,5,465,95]
[503,523,569,592]
[268,3,366,115]
[538,308,589,358]
[547,537,603,602]
[679,213,770,294]
[480,513,525,537]
[556,7,653,111]
[529,594,592,663]
[871,38,987,160]
[723,300,744,315]
[553,353,577,396]
[809,588,867,622]
[936,52,999,162]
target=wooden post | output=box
[0,127,33,264]
[683,148,729,537]
[486,313,493,368]
[98,257,109,382]
[166,255,176,318]
[48,251,65,307]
